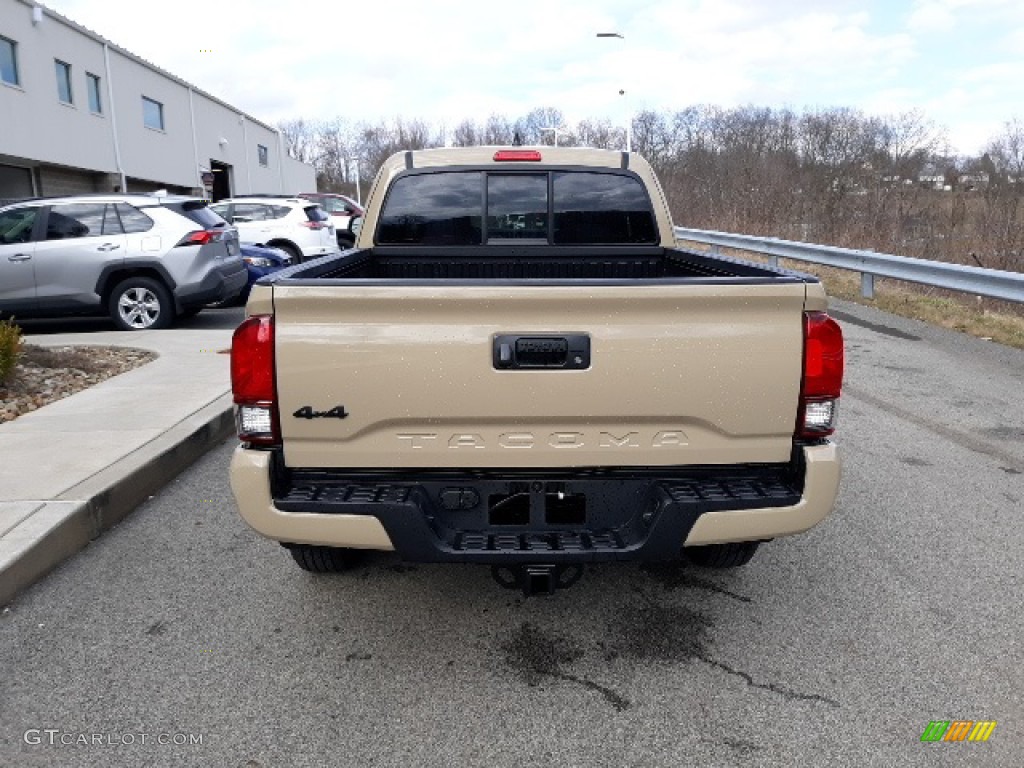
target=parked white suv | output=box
[210,197,340,263]
[297,193,364,248]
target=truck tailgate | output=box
[272,282,808,469]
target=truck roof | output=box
[389,146,634,172]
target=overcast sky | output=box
[41,0,1024,155]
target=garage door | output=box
[0,164,34,205]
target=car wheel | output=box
[287,544,359,573]
[271,242,302,264]
[108,277,174,331]
[684,541,760,568]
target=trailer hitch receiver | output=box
[491,564,584,596]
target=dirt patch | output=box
[0,344,156,423]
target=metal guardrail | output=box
[675,227,1024,304]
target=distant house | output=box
[957,173,990,191]
[918,174,946,190]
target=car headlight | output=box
[243,257,275,267]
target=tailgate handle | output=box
[493,334,590,370]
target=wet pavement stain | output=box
[386,564,418,574]
[498,590,837,713]
[610,597,714,663]
[828,311,921,341]
[698,655,839,708]
[900,456,933,467]
[145,620,166,636]
[721,738,763,754]
[502,622,631,712]
[610,589,839,708]
[881,365,926,374]
[639,563,752,603]
[985,426,1024,441]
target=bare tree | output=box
[987,117,1024,180]
[354,118,444,184]
[452,119,480,147]
[518,107,567,145]
[317,118,357,193]
[483,114,515,145]
[575,118,618,150]
[278,119,318,164]
[275,104,1024,276]
[976,118,1024,268]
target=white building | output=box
[0,0,315,203]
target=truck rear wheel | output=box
[286,544,357,572]
[685,541,759,568]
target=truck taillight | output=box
[494,150,542,161]
[231,315,280,446]
[798,311,844,439]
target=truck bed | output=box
[266,246,808,284]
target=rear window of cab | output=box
[376,170,657,246]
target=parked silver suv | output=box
[0,194,246,330]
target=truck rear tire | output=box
[287,544,357,572]
[685,541,759,568]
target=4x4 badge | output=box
[293,405,349,420]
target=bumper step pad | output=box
[455,530,623,553]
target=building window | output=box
[257,144,269,167]
[87,73,102,113]
[55,60,72,104]
[142,96,164,130]
[0,36,18,87]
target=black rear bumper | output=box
[271,459,804,564]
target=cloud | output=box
[35,0,1022,154]
[908,0,1024,31]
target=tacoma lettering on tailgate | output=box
[395,431,689,449]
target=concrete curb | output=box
[0,394,234,608]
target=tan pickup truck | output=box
[229,146,844,595]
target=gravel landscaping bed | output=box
[0,345,157,423]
